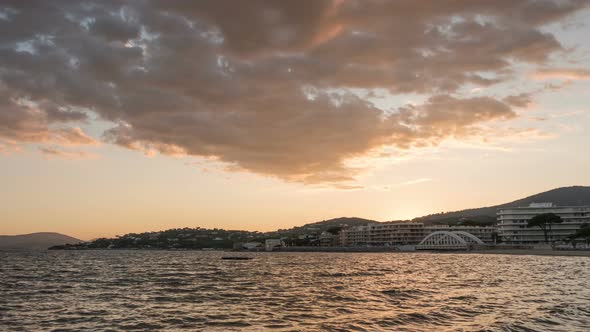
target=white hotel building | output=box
[497,203,590,244]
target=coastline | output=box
[33,246,590,257]
[448,249,590,257]
[278,246,590,257]
[277,247,590,257]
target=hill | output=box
[277,217,378,234]
[47,218,379,250]
[414,186,590,225]
[0,232,82,250]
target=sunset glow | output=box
[1,1,590,239]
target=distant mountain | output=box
[414,186,590,225]
[291,187,590,228]
[0,232,82,250]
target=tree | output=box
[570,224,590,247]
[326,226,343,235]
[527,213,563,243]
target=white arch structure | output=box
[416,231,485,250]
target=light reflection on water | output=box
[0,251,589,331]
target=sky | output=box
[1,0,590,240]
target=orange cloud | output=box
[38,147,98,160]
[532,68,590,80]
[52,127,99,146]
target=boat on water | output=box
[221,256,254,260]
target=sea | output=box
[0,250,589,331]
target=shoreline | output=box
[34,247,590,257]
[286,248,590,257]
[444,249,590,257]
[277,249,590,257]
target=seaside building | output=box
[319,231,339,247]
[242,242,263,250]
[265,239,284,251]
[368,222,426,246]
[497,203,590,244]
[340,225,374,246]
[340,222,495,247]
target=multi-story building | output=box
[319,231,339,247]
[340,222,495,246]
[368,222,426,245]
[497,203,590,244]
[340,224,374,246]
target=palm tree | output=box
[527,213,563,243]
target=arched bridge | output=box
[416,231,485,250]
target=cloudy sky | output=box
[1,0,590,239]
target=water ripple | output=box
[0,251,589,331]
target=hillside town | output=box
[51,202,590,252]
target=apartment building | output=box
[340,222,496,246]
[497,203,590,244]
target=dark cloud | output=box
[153,0,342,56]
[0,87,97,147]
[89,13,141,43]
[0,0,587,182]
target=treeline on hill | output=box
[48,217,376,250]
[48,226,334,250]
[50,228,255,250]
